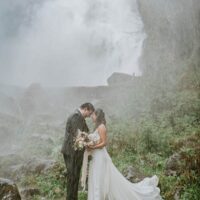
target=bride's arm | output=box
[89,124,107,149]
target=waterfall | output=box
[2,0,146,86]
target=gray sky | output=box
[0,0,145,87]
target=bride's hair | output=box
[94,108,106,130]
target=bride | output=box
[81,108,163,200]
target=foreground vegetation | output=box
[19,91,200,199]
[16,64,200,200]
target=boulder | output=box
[13,157,56,175]
[107,72,134,86]
[165,153,182,176]
[122,166,146,183]
[0,178,21,200]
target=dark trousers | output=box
[63,151,84,200]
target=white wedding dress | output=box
[82,129,163,200]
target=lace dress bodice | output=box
[88,129,100,144]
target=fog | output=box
[0,0,145,87]
[0,1,200,198]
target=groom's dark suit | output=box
[61,109,89,200]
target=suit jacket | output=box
[61,109,89,155]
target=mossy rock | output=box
[0,178,21,200]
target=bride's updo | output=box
[94,108,106,130]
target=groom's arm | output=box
[69,114,85,136]
[83,121,89,133]
[61,114,83,154]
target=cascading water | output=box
[2,0,146,86]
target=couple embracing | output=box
[61,102,163,200]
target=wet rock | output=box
[165,153,182,176]
[138,0,200,87]
[14,157,57,175]
[107,72,134,86]
[122,166,146,183]
[0,178,21,200]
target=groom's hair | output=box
[80,102,95,111]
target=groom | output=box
[61,102,94,200]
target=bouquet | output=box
[73,129,95,151]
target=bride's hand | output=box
[85,144,91,150]
[87,144,95,150]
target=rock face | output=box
[138,0,200,87]
[0,178,21,200]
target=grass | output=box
[16,87,200,200]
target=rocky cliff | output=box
[138,0,200,87]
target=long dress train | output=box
[82,130,163,200]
